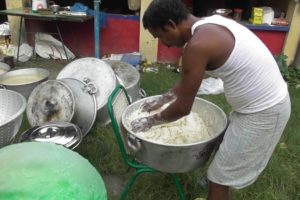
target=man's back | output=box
[191,15,288,113]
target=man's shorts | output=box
[207,94,291,189]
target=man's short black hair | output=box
[143,0,190,30]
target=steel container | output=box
[59,78,97,136]
[105,60,146,102]
[57,57,116,126]
[0,68,49,99]
[122,96,228,173]
[26,79,97,137]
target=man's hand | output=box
[141,90,177,113]
[141,99,164,112]
[131,116,155,132]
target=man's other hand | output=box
[131,116,154,132]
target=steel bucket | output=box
[122,96,228,173]
[105,60,146,103]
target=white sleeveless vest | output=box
[191,15,288,113]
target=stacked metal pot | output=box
[26,78,97,137]
[21,57,145,148]
[55,57,145,126]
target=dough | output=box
[129,104,210,144]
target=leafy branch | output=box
[275,54,300,86]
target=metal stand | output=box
[108,85,185,200]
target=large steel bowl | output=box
[0,68,49,99]
[122,96,228,173]
[0,89,26,148]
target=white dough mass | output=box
[129,104,211,144]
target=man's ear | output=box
[166,19,177,30]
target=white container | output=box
[262,7,274,25]
[32,0,48,12]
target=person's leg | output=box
[207,181,231,200]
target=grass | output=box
[17,65,300,200]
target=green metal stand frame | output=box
[107,85,185,200]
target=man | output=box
[131,0,291,199]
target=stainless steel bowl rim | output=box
[0,68,50,86]
[0,89,27,126]
[122,95,228,147]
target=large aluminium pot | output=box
[0,68,49,99]
[105,60,146,103]
[122,96,228,173]
[57,57,116,126]
[26,78,97,137]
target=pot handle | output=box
[83,77,97,94]
[127,134,141,152]
[139,88,147,98]
[128,95,133,104]
[0,84,6,89]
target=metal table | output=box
[0,9,93,64]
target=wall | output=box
[25,13,288,63]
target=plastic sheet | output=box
[197,77,224,95]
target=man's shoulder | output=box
[187,26,219,52]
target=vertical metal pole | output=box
[56,23,69,60]
[94,0,101,58]
[16,16,23,66]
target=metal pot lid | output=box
[56,57,116,110]
[104,60,140,89]
[59,78,97,137]
[26,80,75,127]
[19,121,82,149]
